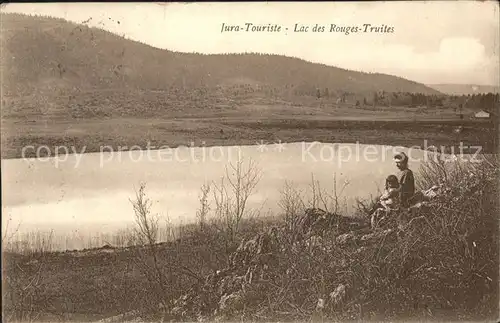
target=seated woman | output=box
[370,175,400,229]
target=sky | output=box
[2,1,499,86]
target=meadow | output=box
[2,92,496,159]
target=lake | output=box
[1,142,428,249]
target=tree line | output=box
[219,83,500,111]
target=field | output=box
[1,97,497,159]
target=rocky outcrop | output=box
[169,226,283,321]
[167,208,392,321]
[168,182,453,321]
[300,208,370,236]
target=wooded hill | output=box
[2,13,439,103]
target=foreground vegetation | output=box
[2,154,499,322]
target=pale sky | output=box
[2,1,499,85]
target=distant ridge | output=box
[1,13,440,98]
[427,84,499,96]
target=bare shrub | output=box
[414,152,497,191]
[349,156,500,320]
[307,173,349,214]
[211,157,262,252]
[2,217,21,247]
[416,152,453,190]
[175,156,498,322]
[278,180,306,241]
[129,183,203,316]
[112,227,138,247]
[131,183,159,246]
[129,183,168,311]
[354,194,378,217]
[354,177,385,217]
[197,183,211,231]
[159,217,178,243]
[276,173,352,244]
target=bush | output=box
[169,156,499,322]
[209,157,262,257]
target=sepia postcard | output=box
[1,1,499,322]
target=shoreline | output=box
[2,117,497,159]
[1,140,493,161]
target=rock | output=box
[408,202,432,218]
[360,229,396,245]
[424,185,442,199]
[370,208,389,229]
[409,184,445,206]
[304,208,328,224]
[97,310,140,322]
[171,207,369,321]
[355,246,368,254]
[218,275,244,296]
[306,235,323,249]
[316,298,325,310]
[348,221,369,231]
[230,226,280,268]
[336,233,358,246]
[219,291,244,313]
[302,208,339,235]
[329,284,347,307]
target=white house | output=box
[474,110,491,119]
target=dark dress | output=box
[399,169,415,207]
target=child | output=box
[370,175,400,228]
[379,174,400,210]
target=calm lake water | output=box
[1,142,428,247]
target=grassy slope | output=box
[1,13,440,97]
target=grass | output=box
[3,227,170,253]
[165,155,499,322]
[2,218,273,322]
[2,86,497,159]
[2,110,496,159]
